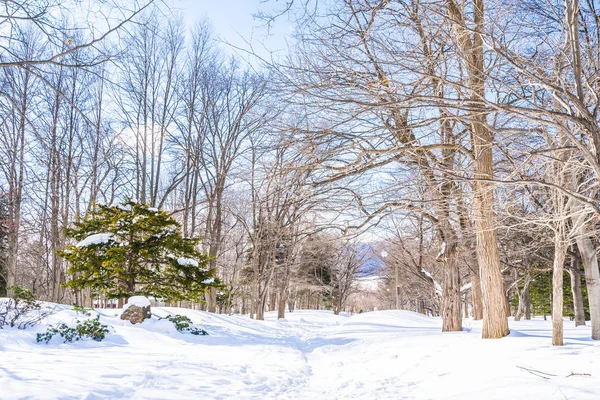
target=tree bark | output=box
[514,276,532,322]
[441,243,462,331]
[514,291,524,322]
[277,289,287,319]
[471,272,484,320]
[552,229,567,346]
[569,249,586,326]
[417,299,425,314]
[524,285,531,320]
[576,236,600,339]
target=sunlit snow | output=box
[75,233,114,247]
[1,306,599,399]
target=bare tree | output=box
[330,240,369,315]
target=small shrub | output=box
[165,314,208,336]
[0,285,51,329]
[76,317,110,340]
[37,316,111,343]
[37,323,78,343]
[166,314,193,330]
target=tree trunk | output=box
[334,291,343,315]
[46,67,65,304]
[474,210,509,338]
[514,277,532,322]
[6,67,30,296]
[576,236,600,339]
[569,250,586,327]
[277,288,287,319]
[446,0,509,338]
[552,229,567,346]
[471,272,484,320]
[255,276,270,320]
[524,261,532,320]
[256,298,265,320]
[417,299,425,314]
[524,285,531,320]
[442,243,462,331]
[514,292,524,322]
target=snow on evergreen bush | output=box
[165,314,208,336]
[60,201,221,302]
[37,316,111,343]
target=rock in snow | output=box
[120,296,151,324]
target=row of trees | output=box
[0,1,370,321]
[257,0,600,345]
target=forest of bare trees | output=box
[1,0,600,347]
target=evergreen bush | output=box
[37,316,111,343]
[165,314,208,335]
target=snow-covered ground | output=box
[1,306,599,399]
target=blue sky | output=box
[169,0,292,59]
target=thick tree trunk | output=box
[576,236,600,339]
[447,0,509,338]
[473,204,509,338]
[569,250,586,327]
[277,288,287,319]
[473,203,509,338]
[256,296,266,321]
[207,288,218,313]
[417,299,425,314]
[471,272,484,320]
[442,243,462,331]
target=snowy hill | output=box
[354,275,385,291]
[1,306,599,399]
